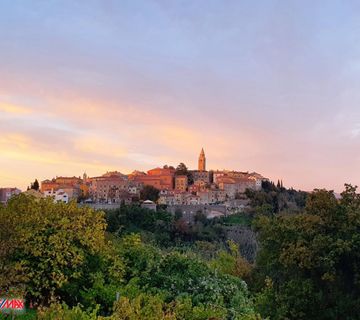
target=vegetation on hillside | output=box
[252,184,360,319]
[0,195,257,319]
[245,180,308,215]
[2,184,360,319]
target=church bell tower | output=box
[198,148,206,171]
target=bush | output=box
[37,304,99,320]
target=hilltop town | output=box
[0,149,268,215]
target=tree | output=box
[162,164,174,170]
[175,162,188,176]
[112,294,228,320]
[30,179,40,191]
[174,209,183,221]
[0,194,124,307]
[0,200,26,293]
[38,304,99,319]
[245,182,307,216]
[261,180,276,192]
[210,240,252,281]
[140,185,160,202]
[122,241,257,317]
[194,210,207,224]
[253,184,360,319]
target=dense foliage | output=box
[0,195,123,311]
[29,179,40,191]
[0,195,257,319]
[245,180,307,215]
[253,184,360,319]
[139,185,160,202]
[114,234,255,319]
[3,184,360,319]
[104,204,226,246]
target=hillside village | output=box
[42,148,267,206]
[0,149,268,215]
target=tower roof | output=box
[198,148,206,171]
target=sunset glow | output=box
[1,1,360,192]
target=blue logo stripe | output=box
[0,299,6,309]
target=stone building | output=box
[175,175,188,192]
[41,176,83,201]
[192,170,210,184]
[90,172,129,203]
[130,167,175,190]
[0,187,21,204]
[217,176,257,198]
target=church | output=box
[198,148,206,171]
[192,148,210,183]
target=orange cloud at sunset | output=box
[0,102,32,115]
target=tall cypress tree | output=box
[30,179,40,191]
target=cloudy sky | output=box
[1,0,360,192]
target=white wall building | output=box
[44,189,69,203]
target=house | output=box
[44,189,69,203]
[175,175,188,192]
[130,167,175,190]
[0,188,21,204]
[141,200,157,211]
[158,194,176,206]
[90,173,129,203]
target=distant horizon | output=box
[0,158,355,193]
[1,1,359,194]
[0,157,350,194]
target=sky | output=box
[1,0,360,192]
